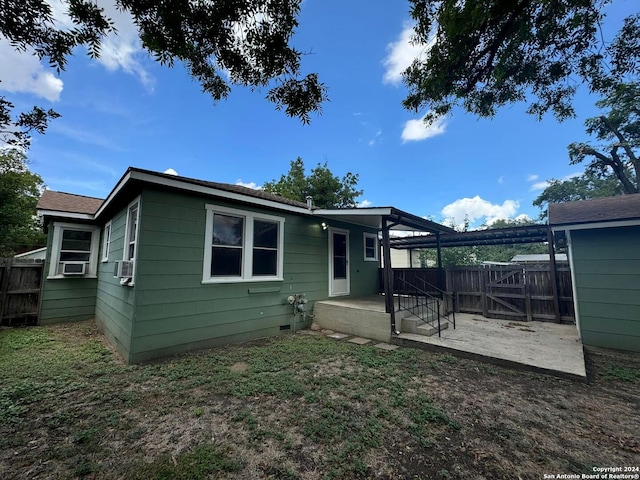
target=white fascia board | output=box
[94,171,132,219]
[36,209,94,220]
[313,208,392,217]
[96,170,312,218]
[551,218,640,232]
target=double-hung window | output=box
[363,232,379,262]
[125,201,139,262]
[102,221,112,262]
[48,222,101,278]
[122,197,140,285]
[203,205,284,283]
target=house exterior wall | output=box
[570,225,640,352]
[39,224,97,325]
[128,188,379,363]
[94,206,136,362]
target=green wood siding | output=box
[39,225,97,325]
[130,188,379,362]
[95,206,136,362]
[571,226,640,352]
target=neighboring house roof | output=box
[14,247,47,259]
[37,190,104,216]
[511,254,568,263]
[548,194,640,227]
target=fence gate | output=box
[0,258,44,326]
[485,267,527,321]
[448,265,575,324]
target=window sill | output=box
[47,275,97,280]
[201,277,283,285]
[363,258,379,262]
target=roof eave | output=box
[94,168,313,219]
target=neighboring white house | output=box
[510,254,567,263]
[14,247,47,260]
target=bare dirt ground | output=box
[1,320,639,479]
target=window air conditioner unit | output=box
[61,262,87,275]
[114,260,134,282]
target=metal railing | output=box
[395,276,447,337]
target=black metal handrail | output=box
[412,279,456,330]
[394,277,445,337]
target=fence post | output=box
[0,257,13,323]
[547,226,562,323]
[481,266,489,318]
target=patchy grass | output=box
[603,364,640,382]
[1,321,639,479]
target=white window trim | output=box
[122,197,141,286]
[47,222,101,279]
[202,204,285,284]
[102,221,112,262]
[363,232,379,262]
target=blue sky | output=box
[2,0,637,227]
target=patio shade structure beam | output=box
[389,225,549,249]
[380,216,398,334]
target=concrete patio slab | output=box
[393,313,586,381]
[348,337,372,345]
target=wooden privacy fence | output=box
[447,265,574,324]
[0,258,44,326]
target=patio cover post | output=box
[381,217,398,334]
[547,226,562,323]
[436,232,444,290]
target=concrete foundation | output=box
[313,296,395,343]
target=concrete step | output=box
[401,315,449,336]
[416,321,449,337]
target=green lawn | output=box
[1,321,639,479]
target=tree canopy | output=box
[263,158,363,209]
[0,150,46,256]
[568,83,639,194]
[533,82,639,217]
[0,0,327,147]
[404,0,640,124]
[533,171,624,218]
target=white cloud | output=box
[0,41,63,101]
[382,23,434,85]
[0,0,154,100]
[401,113,446,142]
[528,172,582,191]
[527,174,539,182]
[358,199,373,208]
[368,129,382,146]
[163,168,178,176]
[498,176,504,184]
[86,1,154,88]
[441,196,520,226]
[235,180,262,189]
[530,181,550,191]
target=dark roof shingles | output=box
[548,193,640,225]
[37,190,104,215]
[132,168,309,209]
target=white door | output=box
[329,228,350,296]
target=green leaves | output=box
[263,157,363,209]
[404,0,638,123]
[0,150,46,256]
[0,0,326,147]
